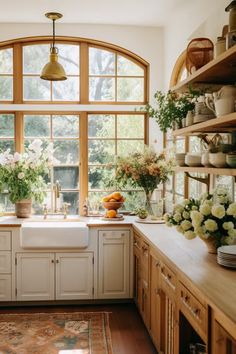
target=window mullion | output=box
[80,42,89,104]
[13,43,22,104]
[15,112,24,153]
[79,111,88,213]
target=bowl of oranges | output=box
[102,192,125,219]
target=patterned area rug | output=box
[0,311,113,354]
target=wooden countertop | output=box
[133,222,236,326]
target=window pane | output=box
[0,77,13,100]
[54,166,79,189]
[117,55,144,76]
[189,136,201,153]
[57,44,80,75]
[121,191,145,211]
[61,191,79,214]
[89,47,115,75]
[117,140,144,156]
[23,76,50,100]
[0,140,14,152]
[54,140,79,164]
[0,114,14,137]
[0,48,13,74]
[175,172,184,197]
[88,114,115,138]
[117,78,144,101]
[175,139,185,153]
[117,115,144,138]
[89,77,115,101]
[53,115,79,137]
[23,44,49,74]
[24,115,50,137]
[88,140,115,164]
[88,166,115,189]
[52,77,79,101]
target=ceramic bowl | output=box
[209,152,227,168]
[102,201,123,210]
[185,153,202,167]
[175,153,186,166]
[220,144,233,153]
[226,153,236,168]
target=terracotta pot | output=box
[15,199,32,218]
[200,236,217,254]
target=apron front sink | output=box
[20,222,89,249]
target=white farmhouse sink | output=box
[21,222,89,249]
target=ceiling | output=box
[0,0,189,26]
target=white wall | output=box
[0,22,163,149]
[164,0,229,89]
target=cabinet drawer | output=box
[179,282,207,339]
[0,231,11,250]
[160,261,176,295]
[0,251,11,273]
[99,230,129,242]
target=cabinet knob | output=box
[51,259,54,263]
[56,259,59,263]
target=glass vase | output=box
[144,190,154,216]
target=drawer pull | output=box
[51,259,54,263]
[193,308,200,316]
[155,261,160,267]
[167,274,172,280]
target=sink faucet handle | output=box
[43,204,48,219]
[63,202,71,219]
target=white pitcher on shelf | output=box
[205,85,236,117]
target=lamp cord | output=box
[52,19,55,49]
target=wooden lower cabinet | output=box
[150,251,163,352]
[212,310,236,354]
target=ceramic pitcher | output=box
[205,85,236,117]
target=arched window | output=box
[0,37,149,214]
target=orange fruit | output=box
[112,192,122,201]
[102,196,110,202]
[109,198,117,202]
[106,210,117,218]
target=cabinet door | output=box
[56,252,94,300]
[0,275,11,301]
[213,320,236,354]
[150,253,162,352]
[16,253,54,301]
[162,291,177,354]
[98,230,130,299]
[133,241,141,305]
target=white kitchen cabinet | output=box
[16,252,94,301]
[16,253,54,301]
[98,229,130,299]
[0,230,12,301]
[56,252,94,300]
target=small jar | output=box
[214,37,226,57]
[186,111,194,126]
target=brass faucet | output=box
[53,180,61,212]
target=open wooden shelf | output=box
[172,112,236,137]
[175,166,236,176]
[171,45,236,93]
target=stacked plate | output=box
[217,245,236,268]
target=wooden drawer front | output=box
[179,282,207,339]
[141,240,149,284]
[160,261,176,295]
[0,231,11,250]
[99,230,129,242]
[0,251,11,273]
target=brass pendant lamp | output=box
[40,12,67,81]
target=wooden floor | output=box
[0,302,157,354]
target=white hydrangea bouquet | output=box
[164,187,236,252]
[0,139,56,204]
[164,198,200,240]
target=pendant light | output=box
[40,12,67,81]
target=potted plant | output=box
[0,139,56,218]
[144,89,200,132]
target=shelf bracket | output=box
[184,172,210,193]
